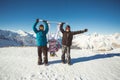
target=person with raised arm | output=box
[33,19,49,66]
[60,23,88,65]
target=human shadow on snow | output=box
[71,53,120,64]
[48,53,120,65]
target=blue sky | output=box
[0,0,120,34]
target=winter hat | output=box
[66,25,70,30]
[39,24,44,30]
[39,24,44,28]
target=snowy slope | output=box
[0,29,36,47]
[0,47,120,80]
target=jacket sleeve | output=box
[60,23,64,33]
[44,21,49,34]
[72,30,85,35]
[33,22,39,33]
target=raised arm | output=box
[43,20,49,34]
[33,19,39,33]
[72,29,88,35]
[60,23,65,33]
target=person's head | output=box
[65,25,71,32]
[39,24,44,31]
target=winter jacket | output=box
[33,21,49,46]
[60,24,85,46]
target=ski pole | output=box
[39,19,68,24]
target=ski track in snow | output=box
[0,47,120,80]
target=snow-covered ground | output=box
[0,47,120,80]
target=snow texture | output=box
[0,47,120,80]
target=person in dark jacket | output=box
[33,19,49,65]
[60,23,88,65]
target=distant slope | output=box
[0,29,120,51]
[0,29,36,47]
[72,33,120,50]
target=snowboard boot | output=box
[68,62,72,65]
[38,61,42,65]
[38,58,42,65]
[44,62,49,66]
[62,59,66,64]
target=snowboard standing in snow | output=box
[60,23,88,65]
[46,20,62,57]
[48,38,61,57]
[33,19,49,65]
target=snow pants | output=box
[61,45,71,64]
[38,46,48,64]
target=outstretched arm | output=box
[60,23,65,33]
[33,19,39,33]
[72,29,88,35]
[43,20,49,34]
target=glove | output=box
[59,22,65,25]
[84,29,88,32]
[36,19,39,23]
[58,22,65,25]
[42,20,47,22]
[61,22,65,24]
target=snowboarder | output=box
[33,19,49,65]
[60,23,88,65]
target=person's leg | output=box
[42,46,48,64]
[61,45,67,63]
[66,46,71,65]
[38,46,42,65]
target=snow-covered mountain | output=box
[0,29,120,51]
[0,29,36,47]
[72,33,120,51]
